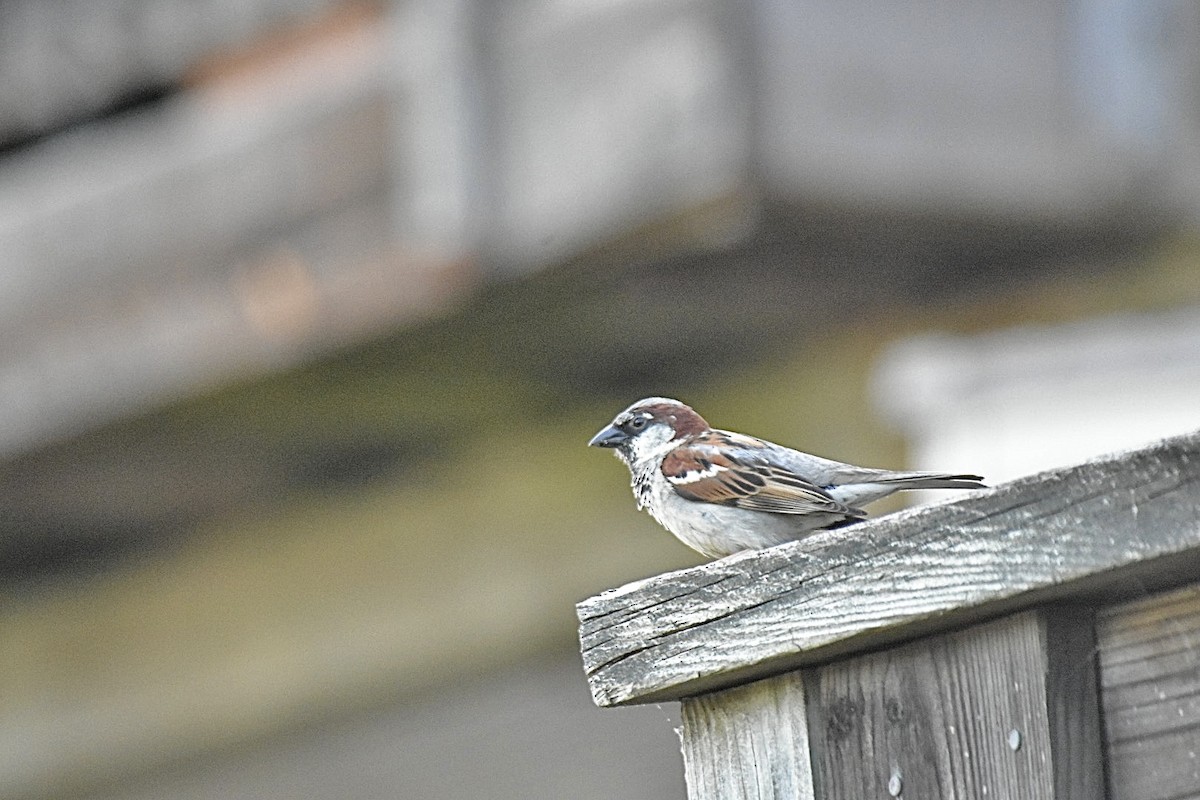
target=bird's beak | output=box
[588,424,629,448]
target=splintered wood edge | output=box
[577,431,1200,707]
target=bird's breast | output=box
[630,463,656,511]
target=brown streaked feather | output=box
[661,439,865,518]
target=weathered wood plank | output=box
[578,431,1200,706]
[1098,583,1200,800]
[0,0,343,146]
[805,608,1101,800]
[680,671,815,800]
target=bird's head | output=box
[588,397,709,465]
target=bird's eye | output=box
[626,416,648,432]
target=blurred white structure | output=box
[874,306,1200,485]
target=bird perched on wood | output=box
[589,397,985,559]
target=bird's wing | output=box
[661,432,866,517]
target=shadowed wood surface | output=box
[578,430,1200,707]
[681,671,815,800]
[1043,607,1105,799]
[806,608,1100,800]
[1098,584,1200,800]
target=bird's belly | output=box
[649,491,838,559]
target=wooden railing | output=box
[578,431,1200,800]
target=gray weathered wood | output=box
[805,608,1101,800]
[1043,608,1105,799]
[578,430,1200,706]
[1098,583,1200,800]
[754,0,1197,223]
[0,0,340,146]
[680,671,815,800]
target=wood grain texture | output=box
[1098,583,1200,800]
[578,431,1200,706]
[681,671,815,800]
[806,609,1101,800]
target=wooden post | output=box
[1098,584,1200,800]
[578,431,1200,799]
[805,607,1101,799]
[681,671,816,800]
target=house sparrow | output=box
[589,397,984,559]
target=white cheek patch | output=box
[628,424,677,464]
[668,463,728,485]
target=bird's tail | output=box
[877,472,987,491]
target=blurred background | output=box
[2,1,1200,797]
